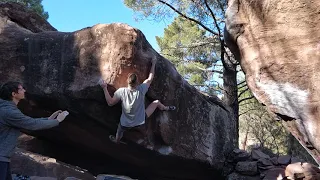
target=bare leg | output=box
[143,100,174,149]
[145,100,169,118]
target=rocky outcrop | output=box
[0,2,236,179]
[13,147,320,180]
[11,148,96,180]
[11,148,135,180]
[226,149,320,180]
[225,0,320,164]
[0,2,56,32]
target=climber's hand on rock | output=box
[99,79,108,89]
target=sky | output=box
[42,0,172,52]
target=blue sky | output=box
[42,0,172,51]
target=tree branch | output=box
[238,83,248,91]
[204,0,222,39]
[203,0,230,69]
[239,96,255,104]
[238,83,247,90]
[216,0,226,15]
[157,0,219,36]
[190,0,213,20]
[161,40,219,50]
[160,52,222,69]
[193,84,220,91]
[238,80,246,86]
[238,87,249,98]
[194,66,223,74]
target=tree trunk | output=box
[221,40,239,146]
[223,64,238,143]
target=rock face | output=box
[225,0,320,164]
[0,2,236,179]
[11,147,134,180]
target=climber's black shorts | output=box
[117,113,148,134]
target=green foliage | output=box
[0,0,49,19]
[124,0,158,17]
[124,0,229,97]
[156,16,220,89]
[124,0,227,26]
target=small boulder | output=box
[235,161,258,176]
[251,149,270,160]
[277,155,291,165]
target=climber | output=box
[100,58,176,147]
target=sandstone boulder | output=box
[285,162,320,180]
[0,2,236,179]
[225,0,320,164]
